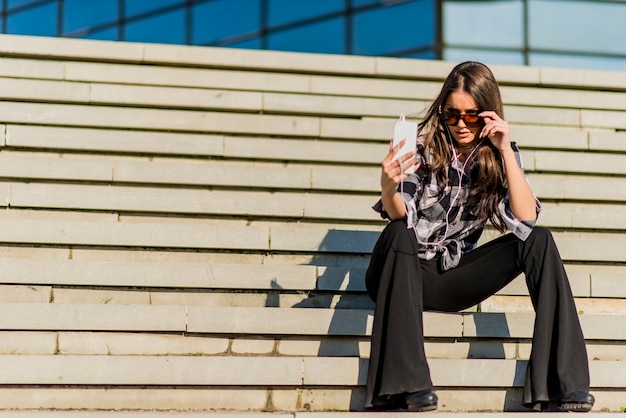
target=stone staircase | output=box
[0,33,623,415]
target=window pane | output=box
[529,0,626,56]
[83,26,118,41]
[351,0,379,7]
[444,0,523,48]
[353,0,435,56]
[530,53,626,72]
[125,8,185,44]
[7,0,42,10]
[403,50,437,60]
[192,0,260,45]
[64,0,118,34]
[444,47,525,66]
[268,17,345,54]
[125,0,183,18]
[229,37,262,50]
[268,0,344,27]
[7,1,57,36]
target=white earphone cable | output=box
[408,122,483,249]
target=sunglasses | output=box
[440,110,483,127]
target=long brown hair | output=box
[418,61,507,232]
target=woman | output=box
[365,61,593,412]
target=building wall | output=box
[2,0,625,71]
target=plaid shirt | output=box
[374,137,541,270]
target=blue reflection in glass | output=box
[529,0,626,56]
[7,0,43,10]
[125,8,185,44]
[351,0,380,6]
[444,47,525,66]
[403,50,437,60]
[192,0,260,45]
[83,27,118,41]
[269,16,345,54]
[125,0,183,18]
[353,0,435,56]
[229,37,262,50]
[7,1,57,36]
[444,0,523,48]
[269,0,343,27]
[64,0,118,34]
[530,53,626,72]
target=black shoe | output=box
[368,394,407,411]
[561,391,594,412]
[405,389,438,412]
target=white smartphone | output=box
[392,114,418,174]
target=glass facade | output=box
[0,0,624,71]
[443,0,626,71]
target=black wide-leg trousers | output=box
[364,220,590,408]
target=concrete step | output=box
[0,413,292,418]
[0,100,624,146]
[1,330,623,363]
[0,355,620,412]
[0,303,623,342]
[0,386,621,412]
[0,386,620,412]
[2,180,626,229]
[0,75,425,118]
[2,150,619,207]
[0,211,622,263]
[14,281,619,314]
[0,258,623,298]
[0,354,621,388]
[6,124,626,162]
[1,147,624,196]
[3,73,621,126]
[0,101,322,137]
[0,413,621,418]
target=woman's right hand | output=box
[381,139,418,194]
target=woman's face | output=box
[442,90,483,146]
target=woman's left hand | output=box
[479,111,511,152]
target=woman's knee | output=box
[518,226,559,269]
[522,226,565,283]
[384,219,409,233]
[366,220,417,300]
[527,226,556,247]
[380,219,418,253]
